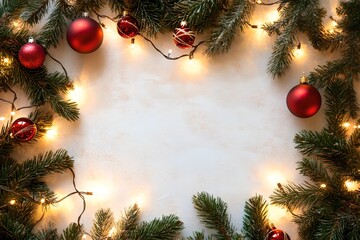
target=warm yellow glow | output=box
[67,85,83,104]
[82,234,87,239]
[40,198,46,204]
[268,204,287,222]
[256,0,262,4]
[10,111,15,116]
[267,10,280,23]
[320,183,326,188]
[168,49,172,57]
[45,126,58,140]
[9,199,16,205]
[267,171,286,187]
[345,180,359,191]
[343,122,351,128]
[180,57,203,76]
[108,226,117,237]
[294,48,304,58]
[0,116,5,121]
[130,193,148,209]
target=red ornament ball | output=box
[117,15,139,38]
[266,229,291,240]
[173,24,195,49]
[286,83,321,118]
[11,117,37,142]
[67,17,103,53]
[18,41,45,69]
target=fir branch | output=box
[32,223,59,240]
[324,80,359,127]
[308,60,348,89]
[298,0,329,51]
[128,214,184,240]
[108,0,127,13]
[297,157,332,184]
[163,0,224,33]
[15,149,74,190]
[241,195,269,240]
[266,0,328,78]
[130,0,164,37]
[266,23,297,79]
[187,231,214,240]
[192,192,238,240]
[90,208,114,240]
[60,222,84,240]
[20,0,51,26]
[38,0,71,48]
[114,204,140,239]
[205,0,255,56]
[73,0,107,14]
[49,97,79,121]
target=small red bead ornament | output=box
[173,21,195,49]
[18,37,46,69]
[66,13,103,53]
[286,76,321,118]
[11,117,37,142]
[266,228,291,240]
[117,12,139,39]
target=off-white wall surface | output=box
[11,1,341,238]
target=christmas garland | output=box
[0,0,359,239]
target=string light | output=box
[10,111,15,116]
[320,183,326,188]
[40,198,46,204]
[9,199,16,205]
[0,116,5,121]
[82,234,87,239]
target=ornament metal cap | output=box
[180,20,187,27]
[122,10,128,16]
[28,37,34,43]
[82,12,89,17]
[300,75,307,84]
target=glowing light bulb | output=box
[267,10,280,23]
[345,180,359,191]
[10,111,15,116]
[180,20,187,27]
[82,234,87,239]
[9,199,16,205]
[343,122,351,128]
[45,126,58,140]
[67,85,83,103]
[0,116,5,121]
[40,198,46,204]
[256,0,262,3]
[320,183,326,188]
[108,227,116,237]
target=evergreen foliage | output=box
[270,2,360,238]
[1,0,360,239]
[188,192,271,240]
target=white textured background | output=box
[5,0,341,238]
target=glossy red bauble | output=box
[67,17,103,53]
[266,229,291,240]
[173,24,195,49]
[11,117,37,142]
[18,42,45,69]
[117,15,139,38]
[286,83,321,118]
